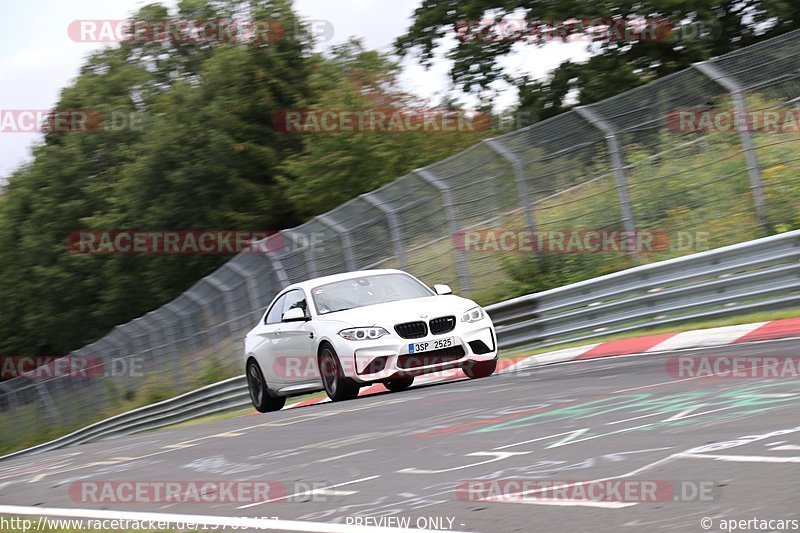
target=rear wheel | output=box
[384,376,414,392]
[463,358,497,379]
[247,360,286,413]
[319,344,360,401]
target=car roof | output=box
[283,269,414,293]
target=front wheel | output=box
[319,345,360,401]
[247,360,286,413]
[463,358,497,379]
[384,376,414,392]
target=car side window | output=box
[265,294,287,324]
[282,289,308,320]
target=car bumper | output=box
[336,320,498,384]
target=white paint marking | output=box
[238,475,380,509]
[480,496,636,508]
[493,430,591,450]
[677,452,800,463]
[768,444,800,451]
[398,452,530,474]
[314,449,374,463]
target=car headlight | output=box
[339,327,390,341]
[462,306,485,323]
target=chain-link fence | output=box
[2,29,799,452]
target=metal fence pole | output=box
[693,60,769,233]
[35,381,62,425]
[361,192,408,270]
[225,262,262,316]
[575,106,640,263]
[413,168,472,294]
[281,230,317,279]
[265,248,291,288]
[484,138,536,232]
[164,302,200,352]
[185,290,214,348]
[316,214,357,271]
[205,276,239,338]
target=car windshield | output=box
[312,273,434,315]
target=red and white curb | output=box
[279,317,800,411]
[505,316,800,373]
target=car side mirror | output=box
[282,308,309,322]
[434,284,452,295]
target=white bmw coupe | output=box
[244,269,498,411]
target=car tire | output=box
[384,376,414,392]
[247,360,287,413]
[463,358,497,379]
[319,344,360,401]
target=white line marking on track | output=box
[398,452,530,474]
[676,452,800,463]
[768,444,800,451]
[314,449,374,463]
[0,504,470,533]
[480,496,636,508]
[237,475,380,509]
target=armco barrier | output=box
[3,229,798,461]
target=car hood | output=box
[317,295,478,328]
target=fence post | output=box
[485,138,536,232]
[361,192,408,270]
[413,168,472,294]
[35,381,62,425]
[185,289,215,349]
[693,60,769,233]
[164,301,200,352]
[205,276,239,339]
[226,262,263,317]
[316,214,358,271]
[280,230,317,279]
[575,105,640,263]
[267,252,291,287]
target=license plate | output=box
[408,337,455,354]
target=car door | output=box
[277,289,318,386]
[250,292,287,387]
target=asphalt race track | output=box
[3,338,800,532]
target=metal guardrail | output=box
[3,229,798,461]
[4,29,799,453]
[0,376,250,462]
[487,229,800,348]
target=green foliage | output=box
[396,0,800,113]
[500,94,800,297]
[276,39,490,217]
[0,4,500,358]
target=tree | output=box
[277,39,491,217]
[0,0,314,356]
[396,0,800,116]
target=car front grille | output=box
[394,321,428,339]
[429,315,456,335]
[397,345,466,369]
